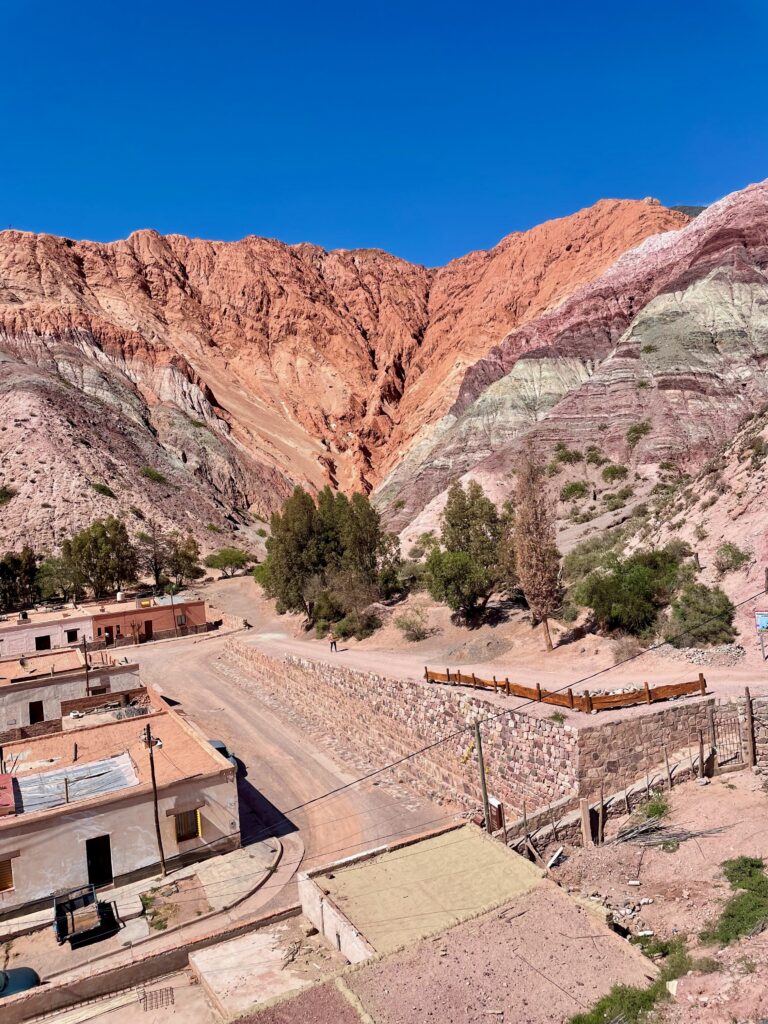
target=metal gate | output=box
[713,710,744,770]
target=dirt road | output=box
[135,634,447,912]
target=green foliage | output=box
[666,583,736,648]
[0,547,40,612]
[700,857,768,945]
[549,711,565,725]
[394,606,430,642]
[0,485,17,506]
[641,343,658,354]
[601,464,628,483]
[129,506,145,520]
[562,530,625,582]
[165,531,203,587]
[206,523,223,533]
[204,547,253,577]
[256,528,267,537]
[260,486,398,626]
[334,611,381,640]
[626,420,652,449]
[61,517,138,598]
[553,443,583,464]
[559,480,588,501]
[714,542,750,575]
[639,792,670,820]
[141,466,169,484]
[91,482,116,499]
[584,446,607,467]
[426,549,491,618]
[574,545,688,635]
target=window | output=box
[65,628,79,643]
[34,635,52,652]
[176,614,187,626]
[115,625,121,637]
[97,627,102,637]
[0,858,14,893]
[174,809,201,843]
[28,701,44,725]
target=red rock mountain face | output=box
[0,199,686,550]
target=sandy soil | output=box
[199,577,768,728]
[551,772,768,942]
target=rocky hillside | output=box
[388,180,768,558]
[0,199,685,550]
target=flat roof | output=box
[314,826,543,954]
[14,752,139,813]
[0,597,205,631]
[0,706,230,822]
[0,648,129,686]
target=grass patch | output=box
[700,856,768,945]
[206,523,223,533]
[91,482,116,499]
[549,711,566,725]
[602,463,628,483]
[627,421,652,449]
[639,792,670,820]
[560,480,589,501]
[141,466,169,484]
[569,937,695,1024]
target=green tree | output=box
[136,521,167,587]
[61,517,138,597]
[261,486,322,616]
[204,547,253,577]
[426,550,491,617]
[37,556,81,602]
[166,532,204,587]
[513,454,562,651]
[0,547,40,612]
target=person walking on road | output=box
[329,630,338,653]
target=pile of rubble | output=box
[656,643,746,667]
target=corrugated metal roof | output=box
[14,752,139,814]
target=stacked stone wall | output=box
[222,641,578,813]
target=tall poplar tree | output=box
[513,454,562,651]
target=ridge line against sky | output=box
[2,0,767,265]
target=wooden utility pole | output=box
[145,723,167,876]
[475,721,491,834]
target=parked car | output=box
[0,967,41,999]
[209,739,238,771]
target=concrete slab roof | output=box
[315,825,544,954]
[0,648,83,683]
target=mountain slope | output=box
[0,199,685,550]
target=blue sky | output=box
[3,0,767,265]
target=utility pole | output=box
[474,721,491,834]
[168,586,179,638]
[145,723,167,876]
[81,635,91,695]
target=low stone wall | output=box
[223,641,578,813]
[751,696,768,773]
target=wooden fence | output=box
[423,667,707,713]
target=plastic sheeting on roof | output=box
[14,752,139,814]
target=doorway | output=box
[104,626,114,646]
[144,619,154,641]
[28,700,44,725]
[86,835,113,888]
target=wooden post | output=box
[536,682,542,703]
[698,729,706,779]
[707,704,716,758]
[493,675,498,691]
[73,742,78,763]
[424,666,429,682]
[584,689,593,713]
[145,723,167,877]
[472,673,478,690]
[500,803,508,847]
[699,673,707,695]
[644,681,651,704]
[624,788,631,815]
[664,746,673,789]
[745,687,757,767]
[446,668,451,683]
[522,800,529,837]
[505,677,511,696]
[598,782,605,846]
[580,798,593,848]
[567,689,574,710]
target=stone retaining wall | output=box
[223,641,578,813]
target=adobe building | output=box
[0,648,140,735]
[0,691,240,918]
[0,596,210,657]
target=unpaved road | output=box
[135,632,447,913]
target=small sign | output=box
[139,598,152,609]
[755,611,768,632]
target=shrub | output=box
[312,589,345,623]
[641,343,658,354]
[129,505,145,520]
[627,421,652,449]
[639,792,670,820]
[665,583,736,648]
[602,464,628,483]
[256,528,267,537]
[206,523,223,533]
[613,634,644,664]
[700,857,768,946]
[0,485,17,505]
[394,606,430,642]
[585,446,607,466]
[555,446,583,465]
[562,531,625,581]
[392,498,406,511]
[559,480,588,502]
[714,542,750,575]
[314,619,330,638]
[637,379,650,389]
[546,460,563,476]
[91,482,116,498]
[335,611,381,641]
[141,466,168,484]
